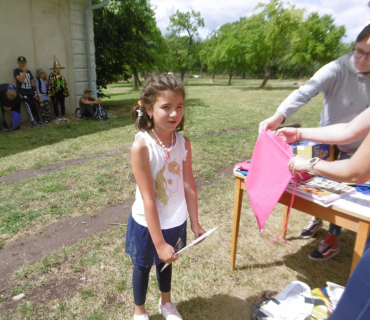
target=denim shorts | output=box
[125,213,187,268]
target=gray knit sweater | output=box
[277,53,370,153]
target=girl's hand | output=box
[276,127,298,143]
[289,156,310,176]
[156,242,179,264]
[191,222,206,243]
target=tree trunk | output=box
[212,71,216,83]
[242,72,246,79]
[180,70,186,82]
[298,68,303,79]
[133,67,139,91]
[260,67,270,88]
[228,72,233,85]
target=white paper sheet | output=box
[332,192,370,218]
[160,227,218,272]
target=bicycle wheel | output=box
[75,108,83,118]
[98,109,108,120]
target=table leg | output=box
[281,205,289,239]
[351,221,370,274]
[231,177,244,270]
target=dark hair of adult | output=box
[356,24,370,43]
[132,74,185,131]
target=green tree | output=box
[245,0,303,88]
[200,18,250,84]
[164,9,205,81]
[287,12,346,76]
[200,31,222,82]
[93,0,164,91]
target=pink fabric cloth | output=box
[245,130,294,232]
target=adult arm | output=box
[182,137,205,239]
[259,61,339,132]
[289,130,370,184]
[131,136,178,264]
[277,106,370,144]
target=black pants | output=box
[133,263,172,306]
[83,104,97,117]
[53,91,65,117]
[21,94,40,122]
[0,106,9,128]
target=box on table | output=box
[296,140,334,161]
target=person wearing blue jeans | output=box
[328,235,370,319]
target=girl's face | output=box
[39,72,46,79]
[147,90,184,133]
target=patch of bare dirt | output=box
[0,148,129,184]
[0,277,80,318]
[0,200,133,290]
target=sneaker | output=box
[47,118,53,123]
[31,121,40,128]
[159,300,183,320]
[309,235,340,261]
[133,314,149,320]
[62,117,67,121]
[92,115,97,121]
[38,121,47,127]
[0,125,8,132]
[299,219,323,239]
[57,117,63,121]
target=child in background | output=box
[48,56,69,121]
[126,74,205,320]
[35,69,52,123]
[13,56,45,127]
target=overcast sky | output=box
[150,0,370,43]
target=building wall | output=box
[0,0,97,119]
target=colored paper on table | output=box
[234,161,251,171]
[245,130,294,231]
[161,227,218,272]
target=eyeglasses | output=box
[353,48,370,61]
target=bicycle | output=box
[75,89,108,120]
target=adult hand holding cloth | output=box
[245,130,295,243]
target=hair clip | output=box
[136,109,143,117]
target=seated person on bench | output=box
[79,88,102,120]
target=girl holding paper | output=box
[126,74,205,320]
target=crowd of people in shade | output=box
[0,55,102,132]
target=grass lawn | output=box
[0,77,355,319]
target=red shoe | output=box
[309,234,340,261]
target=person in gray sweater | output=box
[259,24,370,261]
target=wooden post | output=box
[231,177,244,270]
[281,205,289,239]
[351,220,370,274]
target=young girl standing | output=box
[48,56,69,121]
[126,74,205,320]
[35,68,52,123]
